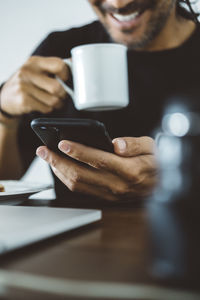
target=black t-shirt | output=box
[19,21,200,203]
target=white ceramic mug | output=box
[57,43,129,111]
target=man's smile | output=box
[108,9,149,32]
[96,0,157,30]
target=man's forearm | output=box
[0,113,24,179]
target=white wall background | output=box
[0,0,96,83]
[0,0,96,184]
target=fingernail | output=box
[116,139,127,152]
[36,148,47,160]
[59,141,71,153]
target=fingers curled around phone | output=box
[58,139,158,182]
[58,140,119,172]
[36,139,158,201]
[35,145,125,201]
[112,136,156,157]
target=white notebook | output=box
[0,206,101,254]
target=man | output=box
[0,0,199,203]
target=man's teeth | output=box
[113,12,139,22]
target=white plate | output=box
[0,180,53,204]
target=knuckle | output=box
[93,157,107,169]
[132,174,146,189]
[68,150,82,162]
[124,169,137,183]
[52,96,61,106]
[130,170,141,185]
[50,81,61,95]
[52,166,59,177]
[16,81,25,94]
[16,69,25,81]
[113,183,127,196]
[143,136,155,146]
[133,138,142,154]
[18,101,30,115]
[56,60,66,73]
[68,170,81,192]
[132,165,141,181]
[50,157,57,168]
[71,170,81,184]
[141,136,155,154]
[18,93,27,107]
[112,182,133,198]
[144,136,154,143]
[68,180,78,192]
[26,56,36,65]
[16,66,30,83]
[126,159,141,181]
[20,65,28,74]
[68,181,76,192]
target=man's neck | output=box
[141,10,196,52]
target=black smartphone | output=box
[31,118,114,153]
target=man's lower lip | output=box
[108,11,145,30]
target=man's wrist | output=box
[0,112,20,129]
[0,83,16,119]
[0,83,20,128]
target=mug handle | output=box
[56,58,74,100]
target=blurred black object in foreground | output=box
[148,109,200,290]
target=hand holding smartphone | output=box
[31,118,114,153]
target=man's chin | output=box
[99,18,149,49]
[108,30,148,49]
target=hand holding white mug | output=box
[1,44,129,117]
[0,56,69,117]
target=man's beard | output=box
[95,0,176,50]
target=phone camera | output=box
[52,127,59,132]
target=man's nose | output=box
[105,0,133,9]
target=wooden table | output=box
[0,198,199,300]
